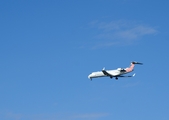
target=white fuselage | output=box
[88,69,126,79]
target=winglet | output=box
[133,73,136,77]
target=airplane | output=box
[88,61,143,80]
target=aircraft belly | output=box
[94,72,106,77]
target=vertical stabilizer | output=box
[125,61,143,72]
[125,62,135,72]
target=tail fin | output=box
[125,61,143,72]
[125,62,135,72]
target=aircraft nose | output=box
[88,74,92,79]
[88,74,91,79]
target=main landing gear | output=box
[110,76,118,80]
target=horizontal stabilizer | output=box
[132,61,143,65]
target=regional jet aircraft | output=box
[88,61,142,80]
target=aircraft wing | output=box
[118,73,136,77]
[102,69,113,77]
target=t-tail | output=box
[125,61,143,72]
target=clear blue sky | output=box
[0,0,169,120]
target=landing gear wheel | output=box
[110,76,113,79]
[115,77,118,80]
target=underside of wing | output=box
[102,70,113,77]
[118,73,136,77]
